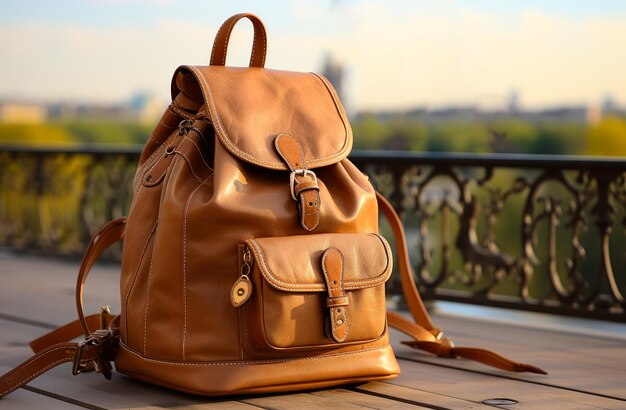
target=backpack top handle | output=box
[210,13,267,68]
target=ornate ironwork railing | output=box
[1,146,625,321]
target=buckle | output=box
[289,169,317,201]
[72,329,113,378]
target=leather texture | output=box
[0,12,546,400]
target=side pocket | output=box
[233,232,392,353]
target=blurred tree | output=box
[352,114,391,149]
[426,122,489,152]
[586,116,626,156]
[0,123,73,146]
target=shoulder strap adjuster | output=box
[72,329,114,379]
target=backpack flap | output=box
[171,65,351,170]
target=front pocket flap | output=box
[245,233,392,292]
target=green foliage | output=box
[61,120,151,145]
[351,114,392,150]
[0,120,151,146]
[586,116,626,156]
[0,123,74,146]
[426,122,489,153]
[0,114,622,159]
[351,115,599,156]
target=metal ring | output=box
[289,169,317,201]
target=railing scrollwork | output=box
[1,147,625,321]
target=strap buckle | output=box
[72,329,113,379]
[289,169,317,201]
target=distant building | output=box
[601,95,621,117]
[0,103,48,123]
[321,53,346,109]
[129,92,165,123]
[507,90,519,113]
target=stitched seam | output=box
[218,17,238,65]
[144,167,168,187]
[322,249,349,342]
[135,142,168,196]
[274,135,294,171]
[275,133,306,170]
[211,16,235,65]
[300,191,320,231]
[182,176,211,360]
[0,355,70,396]
[188,66,284,170]
[187,135,212,171]
[144,151,168,180]
[143,228,157,356]
[1,345,69,379]
[121,342,389,366]
[174,151,203,182]
[259,19,267,66]
[222,19,238,64]
[141,135,170,173]
[123,221,159,337]
[308,73,352,168]
[250,18,257,66]
[246,238,391,291]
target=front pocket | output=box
[234,233,393,353]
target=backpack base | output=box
[115,342,400,396]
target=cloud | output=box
[1,1,625,111]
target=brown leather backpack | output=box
[0,13,545,399]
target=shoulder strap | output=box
[377,192,547,374]
[0,218,126,399]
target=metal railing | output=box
[1,145,625,321]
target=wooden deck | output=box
[1,251,625,409]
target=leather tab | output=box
[322,248,349,343]
[275,133,305,170]
[275,133,321,231]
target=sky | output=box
[1,0,626,112]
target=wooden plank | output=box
[355,381,494,409]
[389,313,626,400]
[389,357,626,410]
[0,387,84,410]
[0,251,119,326]
[311,388,427,409]
[241,390,427,410]
[0,319,254,409]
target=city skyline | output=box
[1,0,626,111]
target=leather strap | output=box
[76,217,126,337]
[275,133,321,231]
[0,219,126,399]
[0,331,116,398]
[322,248,349,343]
[29,313,113,354]
[210,13,267,68]
[377,192,547,374]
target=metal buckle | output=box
[289,169,317,201]
[72,338,95,375]
[72,329,111,376]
